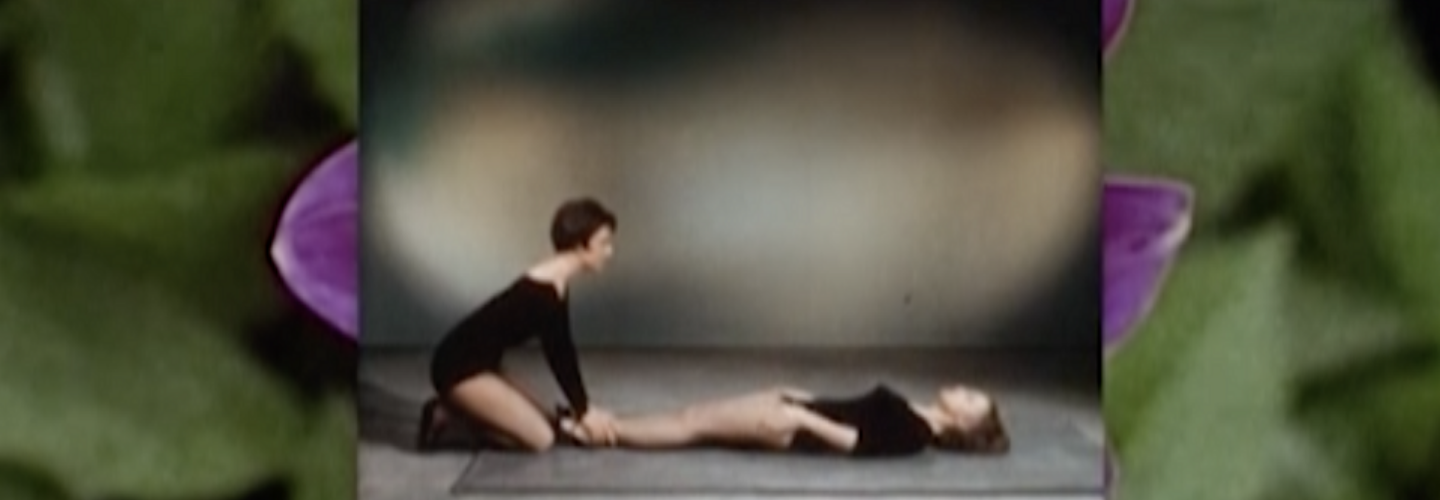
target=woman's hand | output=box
[578,407,619,446]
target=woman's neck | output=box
[527,253,585,294]
[911,403,947,436]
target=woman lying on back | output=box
[560,383,1010,457]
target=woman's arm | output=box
[786,406,859,453]
[539,307,589,416]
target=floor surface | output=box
[359,347,1103,500]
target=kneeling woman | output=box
[562,384,1010,457]
[421,198,621,452]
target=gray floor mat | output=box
[359,348,1102,497]
[453,416,1101,495]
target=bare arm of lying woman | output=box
[560,384,1010,457]
[782,404,859,451]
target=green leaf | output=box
[289,396,357,500]
[1103,230,1274,435]
[1350,26,1440,341]
[1103,0,1384,226]
[1106,227,1292,500]
[1282,272,1418,383]
[1,148,305,329]
[1259,428,1386,500]
[16,0,275,174]
[1301,357,1440,489]
[1,71,38,186]
[272,0,358,126]
[1279,76,1394,288]
[1,4,35,184]
[0,211,306,500]
[0,1,19,50]
[0,465,68,500]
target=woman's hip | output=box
[429,352,504,396]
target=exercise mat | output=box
[453,416,1102,495]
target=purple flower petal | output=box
[1102,177,1189,498]
[271,140,359,339]
[1103,0,1134,59]
[1103,175,1192,353]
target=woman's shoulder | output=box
[517,273,568,301]
[469,276,553,309]
[856,383,906,403]
[501,275,562,300]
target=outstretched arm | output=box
[786,406,859,453]
[539,308,589,416]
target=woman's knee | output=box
[479,415,554,452]
[448,375,556,451]
[514,425,556,452]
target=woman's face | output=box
[938,385,992,429]
[579,226,616,272]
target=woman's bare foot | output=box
[418,398,451,450]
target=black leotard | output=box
[428,275,590,415]
[791,384,933,457]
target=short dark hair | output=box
[934,401,1010,454]
[550,198,617,251]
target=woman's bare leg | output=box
[446,373,556,452]
[606,413,701,447]
[574,387,799,450]
[498,366,554,417]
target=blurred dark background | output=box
[361,0,1102,350]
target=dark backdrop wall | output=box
[361,0,1100,348]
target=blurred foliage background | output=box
[1105,0,1440,499]
[0,0,356,499]
[1,0,1439,499]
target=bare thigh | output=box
[447,373,555,452]
[683,388,799,449]
[498,367,552,415]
